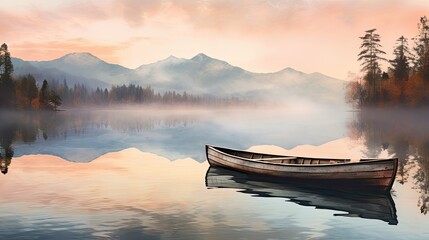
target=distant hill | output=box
[12,52,346,104]
[12,54,110,89]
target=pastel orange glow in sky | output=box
[2,0,429,79]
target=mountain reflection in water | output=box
[0,107,349,162]
[0,148,327,239]
[1,147,428,239]
[1,107,429,239]
[205,167,398,225]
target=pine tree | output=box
[15,74,38,109]
[358,29,387,104]
[49,90,62,111]
[390,36,412,82]
[414,16,429,81]
[0,43,15,108]
[39,80,50,109]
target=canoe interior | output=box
[214,146,352,165]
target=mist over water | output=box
[2,103,350,162]
[1,105,429,239]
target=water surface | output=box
[0,107,428,239]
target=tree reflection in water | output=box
[0,109,198,173]
[348,108,429,214]
[0,113,16,175]
[0,111,79,174]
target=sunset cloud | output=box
[114,0,166,26]
[2,0,428,79]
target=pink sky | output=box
[2,0,429,79]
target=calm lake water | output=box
[1,106,428,239]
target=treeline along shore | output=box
[348,16,429,108]
[0,43,244,111]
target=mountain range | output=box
[11,52,346,104]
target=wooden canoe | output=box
[205,145,398,192]
[205,167,398,225]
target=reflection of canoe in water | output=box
[205,167,398,225]
[206,145,398,192]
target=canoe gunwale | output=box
[205,145,399,193]
[206,145,398,168]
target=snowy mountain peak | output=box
[59,52,102,65]
[191,53,212,62]
[162,55,184,63]
[147,55,187,67]
[166,55,178,60]
[190,53,234,70]
[279,67,304,75]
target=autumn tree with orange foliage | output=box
[15,75,38,110]
[0,43,62,111]
[348,16,429,107]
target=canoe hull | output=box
[206,145,398,192]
